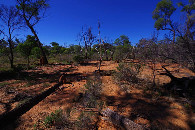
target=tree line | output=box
[0,0,194,72]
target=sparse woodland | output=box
[0,0,195,129]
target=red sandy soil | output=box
[0,61,194,129]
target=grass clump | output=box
[43,109,63,128]
[75,111,96,129]
[34,108,73,129]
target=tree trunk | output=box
[8,56,14,68]
[99,43,102,71]
[105,50,108,61]
[152,62,156,88]
[27,56,29,70]
[8,39,14,68]
[24,19,48,65]
[173,30,175,44]
[85,47,88,59]
[85,40,88,59]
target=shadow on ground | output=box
[102,91,190,129]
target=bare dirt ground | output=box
[0,61,194,129]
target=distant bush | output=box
[73,55,85,63]
[113,44,132,62]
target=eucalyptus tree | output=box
[152,0,176,43]
[114,35,131,46]
[178,0,195,40]
[16,0,49,64]
[0,5,23,68]
[17,35,37,69]
[177,0,195,70]
[113,35,132,61]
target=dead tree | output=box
[0,5,23,68]
[79,26,95,59]
[97,21,103,72]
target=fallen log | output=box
[0,81,63,128]
[161,65,195,98]
[101,108,146,130]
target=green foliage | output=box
[76,111,93,128]
[17,35,36,58]
[69,45,82,54]
[31,47,41,58]
[114,35,131,46]
[0,39,10,56]
[178,0,195,40]
[114,63,142,84]
[154,18,165,30]
[83,78,102,108]
[43,109,63,128]
[178,0,195,12]
[152,0,176,30]
[16,0,49,21]
[113,44,132,61]
[50,42,62,55]
[17,43,33,58]
[73,54,85,63]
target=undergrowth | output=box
[82,77,103,108]
[113,62,143,85]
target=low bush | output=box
[82,78,102,108]
[114,63,142,85]
[75,111,94,129]
[73,55,85,63]
[43,109,63,128]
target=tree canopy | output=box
[114,35,131,46]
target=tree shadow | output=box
[80,62,98,66]
[102,92,188,129]
[94,70,115,76]
[0,66,73,83]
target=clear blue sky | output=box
[0,0,185,46]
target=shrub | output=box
[82,78,102,108]
[43,109,63,128]
[73,55,85,63]
[114,63,142,84]
[113,44,132,62]
[74,111,98,129]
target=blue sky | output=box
[0,0,185,46]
